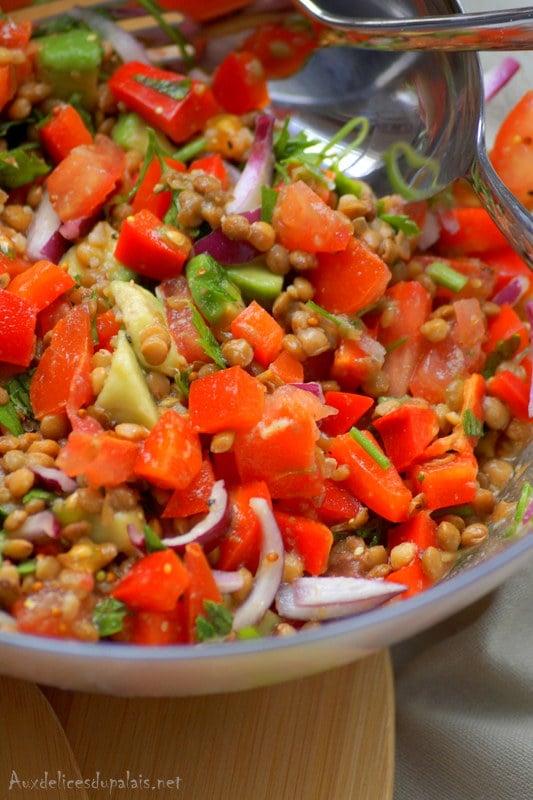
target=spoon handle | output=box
[296,1,533,51]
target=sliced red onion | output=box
[417,209,440,251]
[31,465,77,494]
[276,576,407,621]
[492,275,530,307]
[192,210,261,264]
[484,57,521,103]
[525,301,533,419]
[438,208,460,235]
[160,480,229,552]
[212,569,246,594]
[127,523,146,552]
[59,211,99,243]
[25,189,67,263]
[291,382,325,402]
[17,510,61,541]
[232,497,284,631]
[71,7,151,65]
[225,115,275,215]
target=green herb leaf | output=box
[17,559,36,576]
[137,0,193,67]
[349,427,391,470]
[196,599,233,643]
[306,300,359,335]
[425,260,468,293]
[134,74,191,101]
[0,402,23,436]
[143,523,167,553]
[505,481,533,539]
[22,488,56,505]
[92,597,128,638]
[0,147,50,189]
[379,213,420,237]
[261,185,278,223]
[0,372,34,435]
[385,335,408,354]
[189,303,227,369]
[462,408,484,438]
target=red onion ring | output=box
[225,115,275,215]
[276,576,407,621]
[160,479,229,552]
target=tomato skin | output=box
[159,276,212,363]
[212,51,270,115]
[39,103,93,164]
[115,208,192,281]
[134,409,203,491]
[108,61,221,144]
[216,481,272,573]
[47,134,126,222]
[56,431,141,489]
[490,90,533,210]
[272,180,352,253]
[7,259,75,312]
[240,21,319,79]
[188,365,265,434]
[131,156,185,220]
[273,511,333,576]
[0,289,36,367]
[229,300,285,367]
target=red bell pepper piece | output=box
[162,459,216,518]
[487,369,531,422]
[0,63,16,113]
[328,430,412,523]
[0,289,36,367]
[183,542,223,643]
[230,300,285,367]
[331,334,385,392]
[39,103,93,163]
[312,237,392,315]
[188,365,265,434]
[460,372,486,441]
[269,349,305,384]
[387,510,437,553]
[108,61,221,144]
[30,303,94,420]
[56,430,141,489]
[111,549,191,613]
[95,308,121,351]
[273,510,333,575]
[385,557,432,599]
[216,480,272,573]
[115,208,192,281]
[131,156,185,220]
[0,18,32,49]
[188,152,229,189]
[372,405,439,472]
[484,302,529,356]
[211,50,270,114]
[436,206,509,256]
[272,180,353,253]
[134,409,203,491]
[484,247,533,297]
[320,390,374,437]
[7,259,75,312]
[410,451,478,511]
[316,479,363,526]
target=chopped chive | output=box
[17,559,36,575]
[349,427,391,470]
[261,185,278,223]
[385,335,408,354]
[379,212,420,237]
[306,300,359,334]
[505,481,533,538]
[426,260,468,292]
[462,408,484,438]
[172,135,206,163]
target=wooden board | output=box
[2,650,394,800]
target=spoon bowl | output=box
[267,0,533,265]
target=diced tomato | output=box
[95,309,121,351]
[108,61,221,144]
[47,134,126,222]
[131,156,185,219]
[134,409,203,491]
[269,349,305,384]
[484,302,529,356]
[127,606,187,645]
[409,338,467,404]
[315,480,363,526]
[487,369,531,422]
[188,365,265,433]
[189,152,229,189]
[240,20,319,79]
[183,542,223,643]
[39,103,93,163]
[212,51,270,114]
[12,583,96,640]
[490,90,533,210]
[410,255,497,302]
[312,237,391,315]
[233,384,327,500]
[111,549,191,613]
[0,63,16,113]
[115,208,192,281]
[331,334,386,392]
[409,450,478,511]
[159,275,212,364]
[436,207,509,255]
[484,247,533,297]
[379,280,432,397]
[157,0,251,22]
[328,430,412,523]
[272,180,352,253]
[56,430,141,489]
[387,510,437,553]
[385,557,432,599]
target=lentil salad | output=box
[0,10,531,646]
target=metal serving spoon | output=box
[294,0,533,51]
[266,0,533,265]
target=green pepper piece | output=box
[36,29,103,109]
[225,264,283,309]
[186,253,244,329]
[112,112,173,156]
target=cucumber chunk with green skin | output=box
[109,280,185,376]
[225,264,283,308]
[95,329,159,430]
[112,112,173,156]
[186,253,244,329]
[36,29,103,109]
[53,494,145,556]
